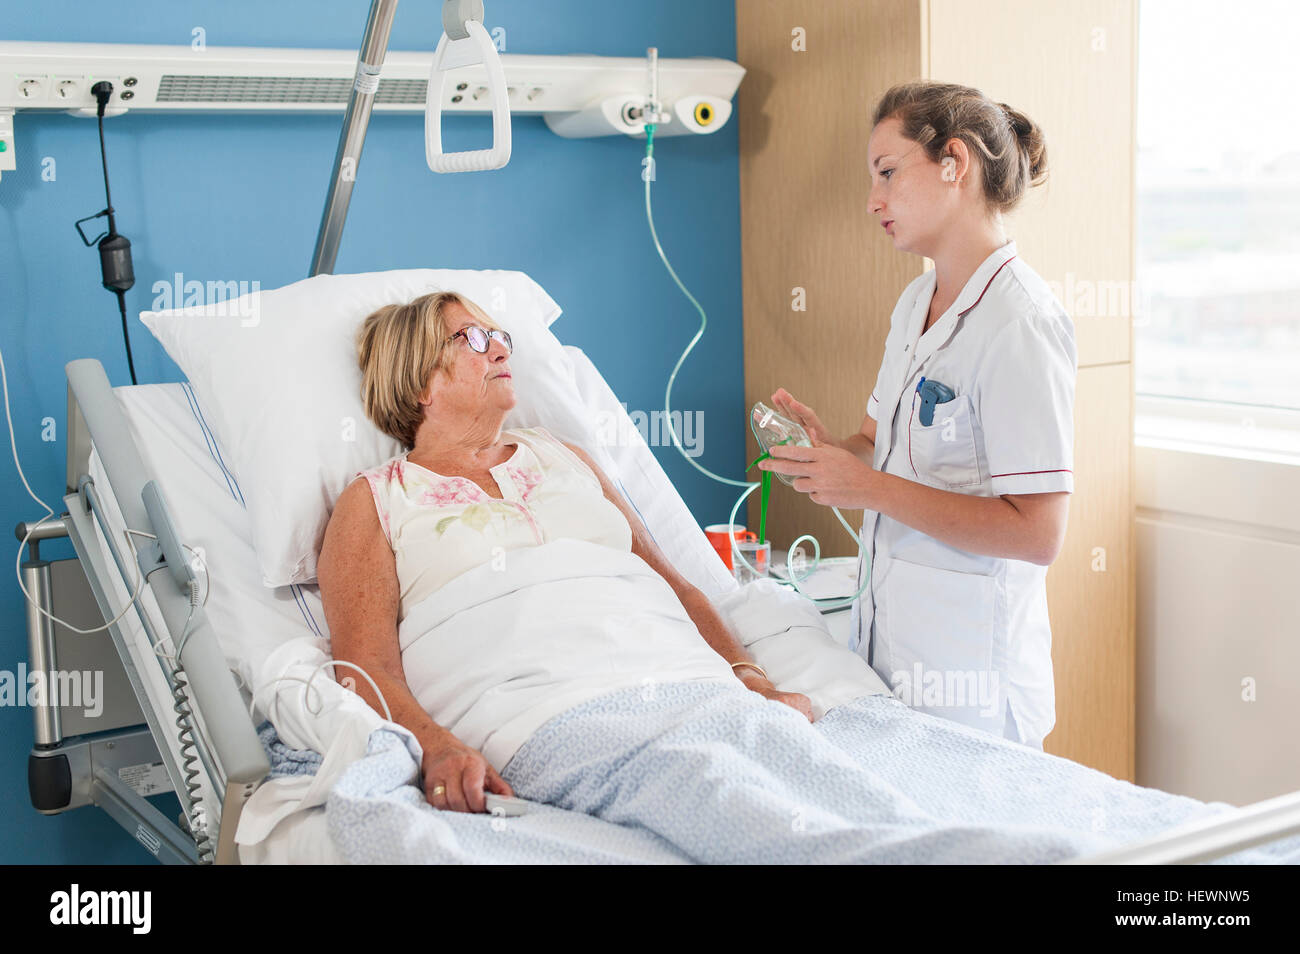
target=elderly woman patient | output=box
[318,292,812,811]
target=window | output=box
[1136,0,1300,446]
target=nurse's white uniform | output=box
[849,240,1077,749]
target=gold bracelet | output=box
[731,661,768,680]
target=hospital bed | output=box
[24,339,790,863]
[26,340,795,863]
[20,339,1300,864]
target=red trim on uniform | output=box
[907,393,918,478]
[899,253,1016,486]
[990,468,1073,478]
[958,256,1017,317]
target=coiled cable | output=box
[168,578,214,864]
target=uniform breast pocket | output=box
[907,392,982,489]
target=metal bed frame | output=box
[21,359,268,864]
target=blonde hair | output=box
[356,290,502,450]
[872,81,1048,214]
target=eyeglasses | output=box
[450,325,513,354]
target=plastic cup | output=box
[732,539,771,584]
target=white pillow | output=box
[141,268,601,587]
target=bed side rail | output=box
[66,375,91,496]
[65,359,269,861]
[1067,787,1300,864]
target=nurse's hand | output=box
[771,389,838,449]
[738,670,815,722]
[758,442,877,509]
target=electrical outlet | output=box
[53,76,86,103]
[16,75,47,101]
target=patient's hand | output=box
[738,671,814,722]
[421,729,515,813]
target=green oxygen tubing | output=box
[642,124,871,612]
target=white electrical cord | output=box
[255,659,393,726]
[2,342,156,634]
[3,341,221,652]
[137,532,211,663]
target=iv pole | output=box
[310,0,499,276]
[310,0,514,274]
[310,0,399,276]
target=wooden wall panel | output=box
[1044,363,1135,778]
[736,0,926,558]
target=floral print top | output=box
[356,426,633,621]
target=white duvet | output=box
[399,538,746,771]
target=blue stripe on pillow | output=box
[181,382,323,637]
[181,381,244,507]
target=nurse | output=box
[759,81,1077,749]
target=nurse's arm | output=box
[760,446,1066,564]
[839,411,878,464]
[871,475,1069,567]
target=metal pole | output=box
[16,517,69,747]
[309,0,400,276]
[23,561,60,747]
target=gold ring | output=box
[432,785,446,797]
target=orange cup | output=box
[704,524,757,570]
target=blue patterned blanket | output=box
[288,683,1300,864]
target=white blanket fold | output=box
[712,578,891,717]
[397,539,738,770]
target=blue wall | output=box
[0,1,741,863]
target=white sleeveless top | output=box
[357,426,633,620]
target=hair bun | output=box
[999,101,1048,187]
[998,101,1025,134]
